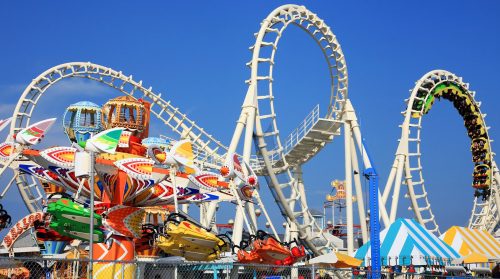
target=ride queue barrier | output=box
[0,257,494,279]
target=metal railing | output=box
[282,104,320,156]
[154,104,322,170]
[0,257,489,279]
[250,105,321,170]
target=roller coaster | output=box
[0,3,497,275]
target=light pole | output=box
[74,127,123,279]
[169,165,179,214]
[88,151,95,278]
[332,202,335,226]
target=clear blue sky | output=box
[0,1,499,237]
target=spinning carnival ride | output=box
[0,3,497,273]
[0,96,244,276]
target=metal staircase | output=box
[252,105,341,175]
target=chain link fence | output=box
[0,257,494,278]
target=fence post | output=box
[229,264,239,279]
[213,266,218,279]
[291,266,298,279]
[253,269,257,279]
[311,264,315,279]
[135,261,140,279]
[44,259,50,279]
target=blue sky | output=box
[0,1,499,238]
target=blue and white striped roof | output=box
[355,219,461,266]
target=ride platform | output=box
[253,105,341,175]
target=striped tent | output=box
[440,226,500,261]
[355,219,461,266]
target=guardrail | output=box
[250,105,321,170]
[159,105,321,171]
[0,256,479,279]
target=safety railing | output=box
[157,105,321,170]
[282,104,320,156]
[0,256,486,279]
[250,105,321,170]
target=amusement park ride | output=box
[0,3,498,278]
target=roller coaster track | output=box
[0,5,351,257]
[231,4,348,255]
[6,6,496,262]
[384,70,500,234]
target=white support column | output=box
[204,202,218,227]
[289,221,298,243]
[245,202,257,231]
[350,139,368,243]
[332,202,335,226]
[344,121,354,255]
[170,166,179,214]
[283,175,300,244]
[227,111,248,154]
[345,100,390,227]
[296,166,312,237]
[346,109,371,170]
[199,203,206,226]
[284,222,291,243]
[181,204,189,214]
[389,154,406,222]
[492,162,500,221]
[382,159,399,204]
[204,202,219,230]
[323,206,326,229]
[231,84,258,245]
[287,171,300,242]
[243,107,258,230]
[283,220,291,242]
[232,206,245,245]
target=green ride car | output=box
[47,198,104,243]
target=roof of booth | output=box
[440,226,500,261]
[355,219,460,266]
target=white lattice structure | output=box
[216,4,369,256]
[2,5,498,261]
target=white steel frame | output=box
[221,4,363,255]
[4,8,497,260]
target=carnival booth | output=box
[354,219,461,272]
[308,251,362,268]
[441,226,500,276]
[440,226,500,261]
